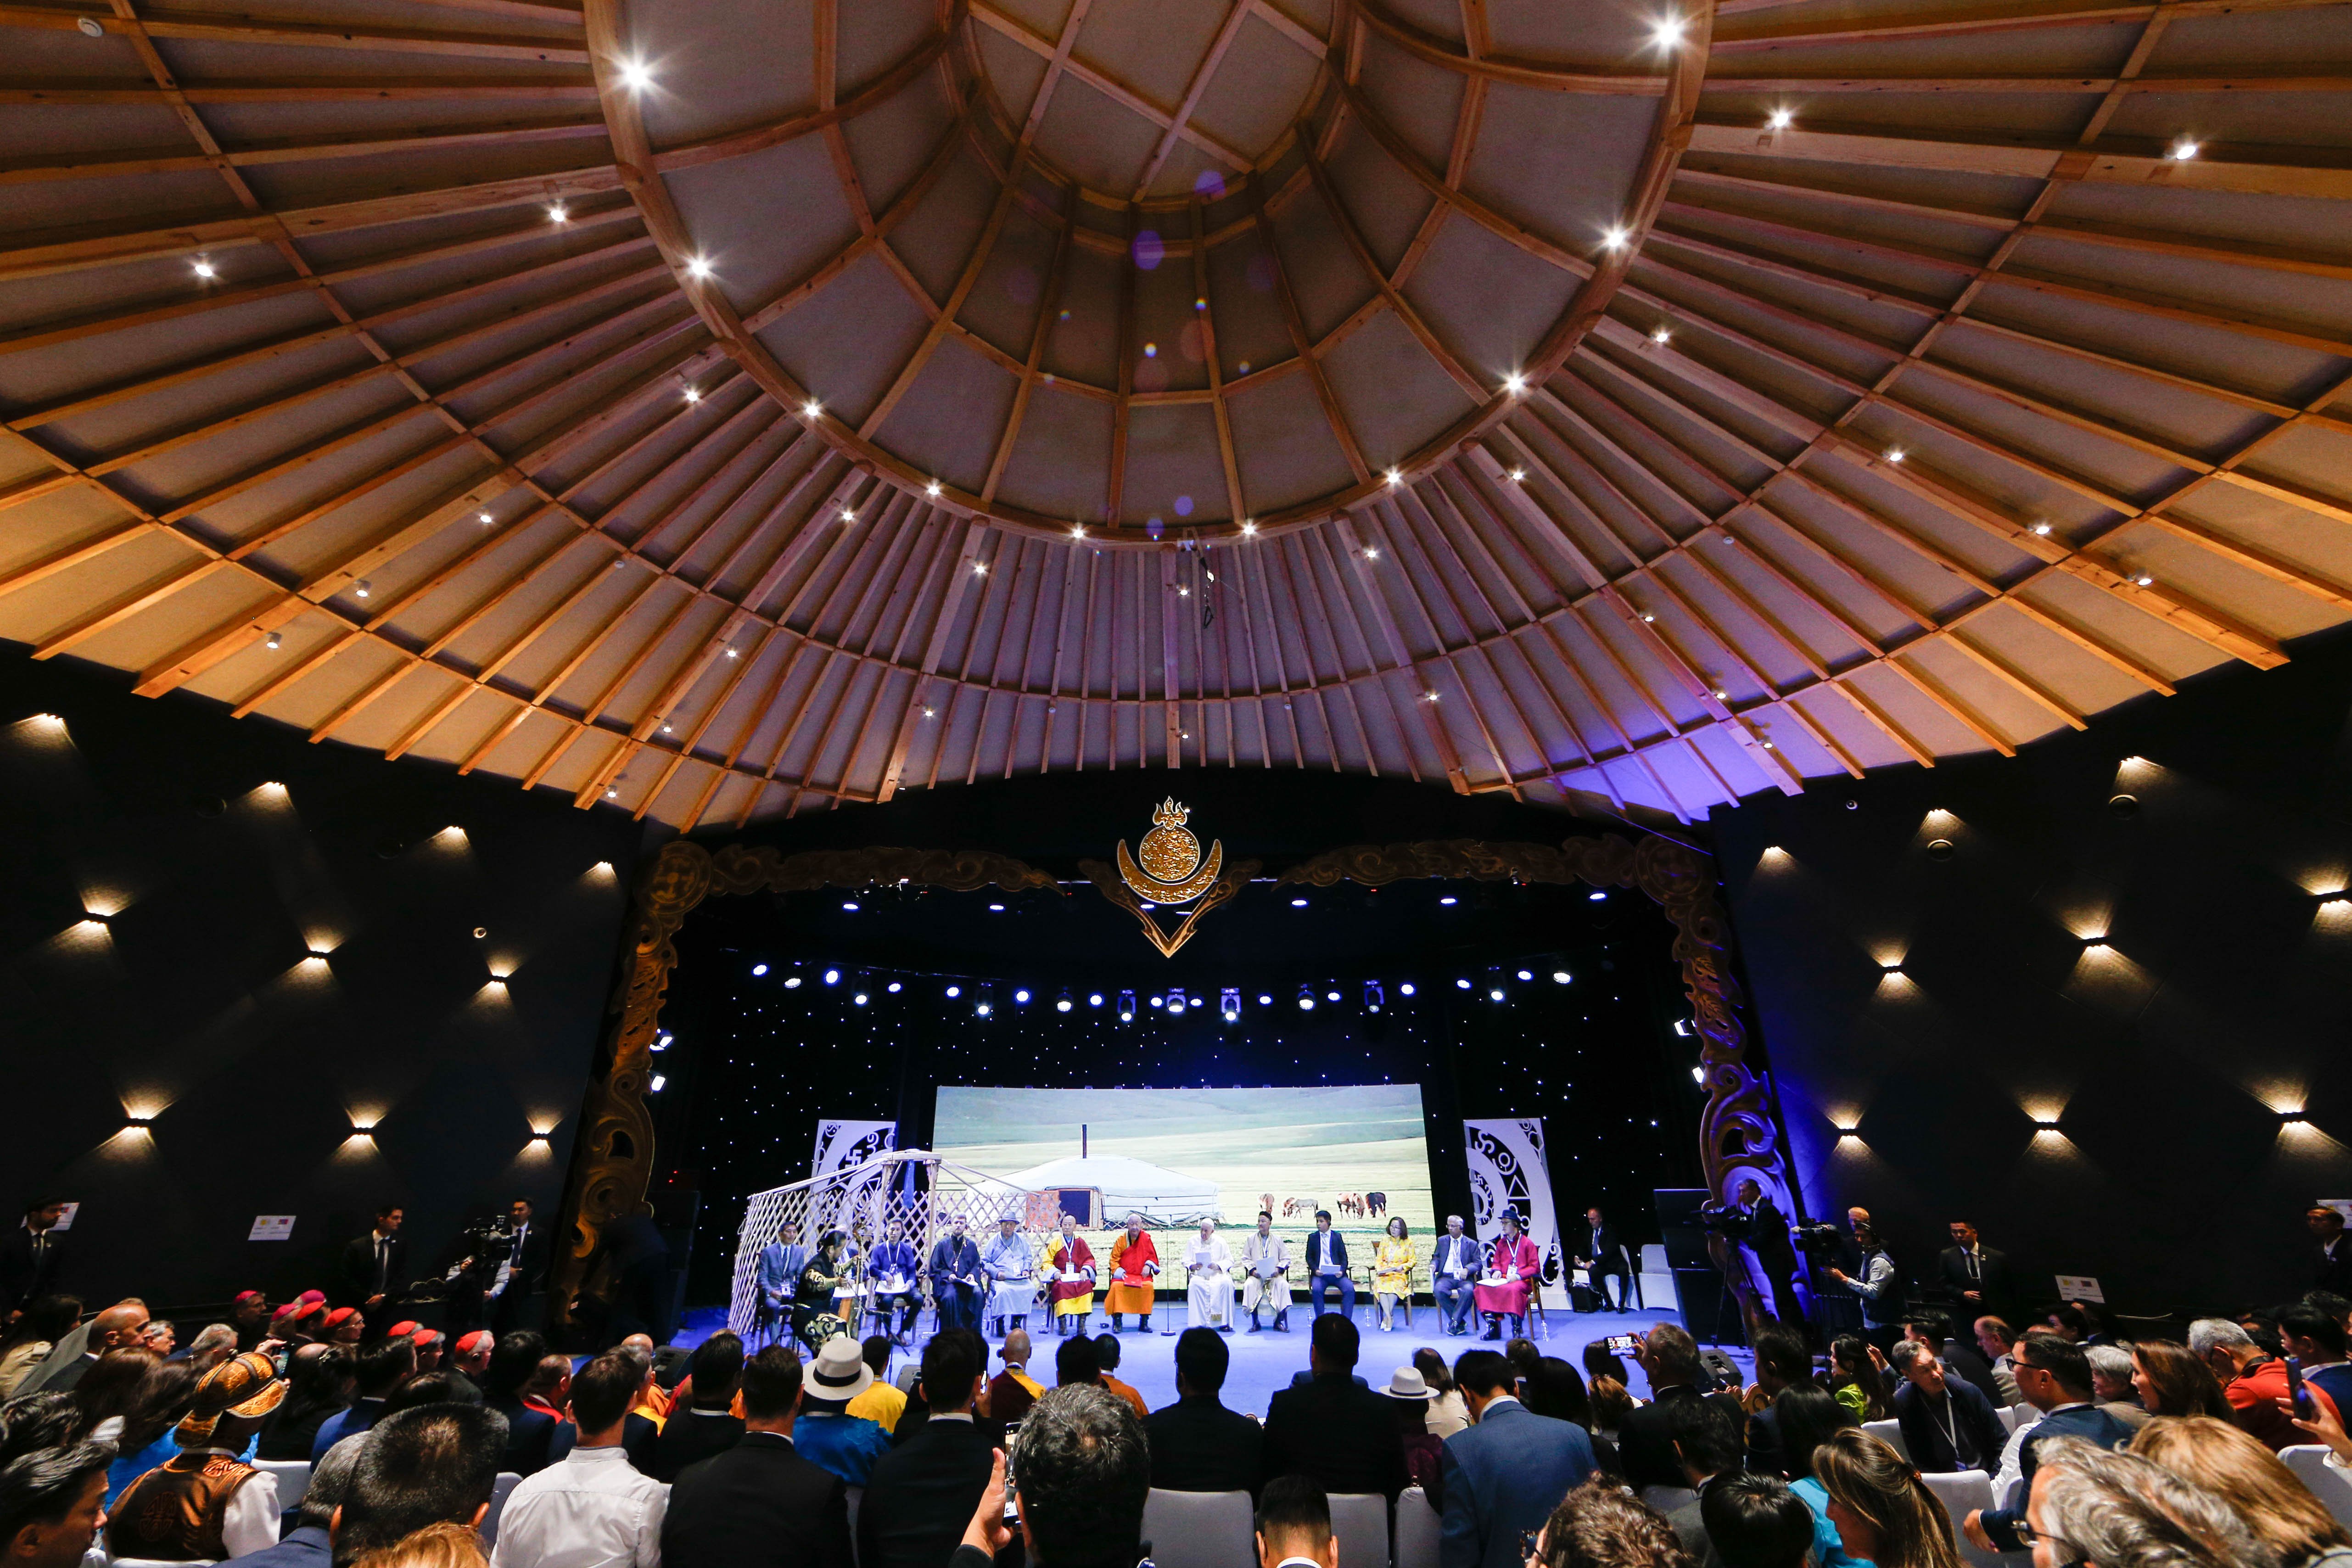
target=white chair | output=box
[1863,1418,1909,1461]
[255,1459,311,1512]
[1918,1471,2013,1568]
[1328,1492,1389,1568]
[1395,1486,1442,1568]
[1998,1404,2038,1434]
[2284,1446,2352,1530]
[478,1472,524,1550]
[1142,1489,1255,1568]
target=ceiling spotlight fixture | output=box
[1439,896,1457,907]
[976,1000,992,1017]
[1553,969,1572,983]
[191,256,216,280]
[2170,138,2200,160]
[1885,448,1906,464]
[1240,519,1257,535]
[926,479,942,498]
[682,385,700,403]
[1602,224,1631,251]
[684,256,712,280]
[1651,15,1687,47]
[76,14,103,34]
[1297,985,1316,1012]
[2032,521,2051,535]
[784,975,802,987]
[1222,987,1242,1022]
[1385,468,1402,486]
[2134,573,2155,587]
[1650,326,1671,346]
[823,969,840,985]
[1424,690,1439,703]
[1489,986,1506,1002]
[264,631,282,650]
[353,580,371,599]
[1517,969,1534,981]
[478,510,494,525]
[616,57,653,90]
[1364,548,1379,560]
[922,706,936,718]
[946,984,961,998]
[840,508,856,522]
[724,646,739,658]
[888,980,902,993]
[852,991,869,1006]
[1071,525,1086,540]
[1509,467,1527,482]
[1589,890,1607,902]
[751,963,769,977]
[1767,108,1794,130]
[1056,991,1072,1013]
[548,202,568,223]
[973,561,988,575]
[1118,989,1136,1021]
[1641,612,1657,622]
[1504,371,1526,394]
[604,784,619,799]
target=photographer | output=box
[1820,1214,1904,1355]
[1724,1180,1807,1332]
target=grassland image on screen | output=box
[931,1084,1434,1256]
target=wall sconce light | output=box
[1836,1128,1863,1142]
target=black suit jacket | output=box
[1262,1372,1408,1500]
[1144,1394,1266,1497]
[1743,1200,1797,1274]
[655,1407,746,1483]
[1936,1245,2014,1313]
[0,1225,65,1318]
[2317,1238,2352,1299]
[1575,1222,1628,1274]
[663,1430,852,1568]
[622,1411,661,1477]
[486,1396,576,1476]
[337,1232,408,1308]
[1893,1377,2006,1474]
[1618,1384,1747,1492]
[857,1416,995,1568]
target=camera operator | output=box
[434,1208,517,1335]
[1730,1179,1807,1331]
[1820,1211,1904,1355]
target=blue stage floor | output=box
[671,1302,1745,1417]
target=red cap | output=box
[296,1290,326,1306]
[269,1304,299,1326]
[321,1306,358,1329]
[456,1330,494,1355]
[410,1328,442,1348]
[290,1299,325,1322]
[233,1291,267,1308]
[386,1321,420,1338]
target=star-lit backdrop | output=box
[646,873,1710,1304]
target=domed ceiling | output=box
[1,0,2349,829]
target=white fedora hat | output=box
[809,1335,875,1401]
[1381,1366,1434,1401]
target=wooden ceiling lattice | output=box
[1,0,2350,829]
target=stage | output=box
[670,1301,1742,1417]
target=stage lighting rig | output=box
[1056,991,1073,1012]
[1220,988,1240,1022]
[1364,980,1384,1013]
[1297,985,1316,1011]
[1166,988,1187,1014]
[1117,990,1136,1021]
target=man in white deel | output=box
[1185,1219,1236,1332]
[491,1348,666,1568]
[982,1215,1036,1338]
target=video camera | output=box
[1792,1221,1845,1256]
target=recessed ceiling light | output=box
[1767,108,1794,130]
[1650,326,1671,346]
[191,257,216,280]
[617,57,653,90]
[926,480,942,498]
[1651,15,1687,47]
[478,511,494,525]
[1601,225,1630,251]
[1885,448,1906,464]
[802,398,822,419]
[684,256,712,280]
[2170,138,2200,160]
[1504,371,1526,394]
[548,202,568,223]
[682,385,700,403]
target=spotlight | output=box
[1364,980,1384,1013]
[1552,970,1571,984]
[1400,983,1416,996]
[2169,138,2200,160]
[1504,371,1526,394]
[1258,994,1273,1006]
[1589,890,1607,902]
[649,1074,666,1092]
[684,256,712,280]
[1291,897,1309,908]
[1118,990,1136,1021]
[853,991,869,1006]
[1149,994,1165,1009]
[192,256,216,280]
[1326,989,1340,1002]
[751,963,769,976]
[1650,14,1687,47]
[1167,989,1186,1012]
[1057,991,1073,1013]
[1766,108,1793,130]
[841,902,858,912]
[616,57,653,90]
[927,480,942,498]
[1489,986,1506,1002]
[1456,978,1472,990]
[1691,1065,1705,1084]
[1014,989,1031,1005]
[547,203,567,224]
[976,990,992,1016]
[946,985,962,998]
[265,632,281,650]
[1089,993,1103,1007]
[1297,986,1316,1011]
[1221,988,1240,1022]
[1516,969,1533,981]
[354,580,371,599]
[988,903,1005,913]
[1440,896,1457,907]
[823,969,840,985]
[803,399,823,419]
[784,976,802,988]
[1601,225,1630,251]
[888,981,902,993]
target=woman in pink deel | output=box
[1474,1210,1541,1339]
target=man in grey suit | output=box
[1439,1350,1597,1568]
[756,1223,808,1345]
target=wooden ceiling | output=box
[2,0,2349,831]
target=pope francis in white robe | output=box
[1183,1220,1237,1329]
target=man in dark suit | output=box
[1962,1332,2130,1555]
[1574,1206,1632,1313]
[1937,1221,2014,1323]
[662,1343,852,1568]
[1659,1395,1743,1568]
[654,1332,746,1482]
[337,1207,408,1327]
[1732,1181,1805,1329]
[1143,1327,1264,1495]
[1430,1216,1481,1336]
[1439,1350,1599,1568]
[0,1199,69,1321]
[1890,1340,2005,1473]
[1261,1313,1407,1500]
[858,1329,992,1568]
[2311,1207,2352,1298]
[1903,1310,2007,1411]
[490,1198,549,1337]
[1618,1325,1747,1492]
[1303,1211,1353,1320]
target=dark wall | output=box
[1712,629,2352,1318]
[0,650,646,1312]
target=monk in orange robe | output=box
[1103,1212,1161,1329]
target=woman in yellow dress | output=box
[1373,1216,1417,1331]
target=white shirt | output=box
[488,1444,667,1568]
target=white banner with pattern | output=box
[1462,1118,1568,1309]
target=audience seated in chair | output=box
[1698,1473,1814,1568]
[858,1329,992,1568]
[326,1404,506,1568]
[1439,1348,1600,1568]
[1261,1314,1408,1504]
[949,1384,1149,1568]
[228,1433,365,1568]
[1254,1476,1337,1568]
[651,1334,744,1485]
[485,1350,665,1568]
[1142,1327,1263,1498]
[660,1344,850,1568]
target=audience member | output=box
[1141,1327,1262,1496]
[0,1439,112,1568]
[1826,1335,1891,1423]
[1697,1474,1812,1568]
[2026,1435,2267,1568]
[2084,1345,2152,1433]
[1971,1316,2023,1406]
[1658,1389,1743,1567]
[315,1338,417,1463]
[1441,1348,1600,1568]
[2040,1303,2094,1345]
[229,1432,364,1568]
[660,1344,846,1568]
[1382,1365,1446,1501]
[262,1346,351,1461]
[1762,1387,1860,1568]
[2190,1316,2339,1450]
[1589,1378,1637,1442]
[1527,1478,1693,1568]
[1889,1338,2004,1474]
[72,1350,191,1501]
[1091,1334,1148,1420]
[2315,1207,2352,1299]
[140,1321,178,1359]
[2281,1303,2352,1413]
[2130,1414,2352,1568]
[791,1338,891,1489]
[1964,1331,2131,1555]
[1900,1310,2004,1410]
[349,1520,486,1568]
[1582,1344,1635,1393]
[386,1372,484,1417]
[2130,1340,2234,1420]
[1811,1428,1962,1568]
[969,1385,1148,1568]
[0,1299,80,1400]
[1419,1349,1471,1438]
[1053,1333,1101,1391]
[858,1330,991,1568]
[1254,1476,1337,1568]
[844,1337,906,1432]
[0,1204,71,1333]
[1262,1314,1407,1501]
[986,1329,1043,1428]
[487,1350,665,1568]
[1738,1325,1812,1479]
[26,1302,147,1394]
[1618,1327,1745,1492]
[651,1333,743,1484]
[328,1404,506,1568]
[107,1351,286,1562]
[184,1324,239,1375]
[450,1334,493,1394]
[1938,1221,2013,1324]
[227,1292,271,1353]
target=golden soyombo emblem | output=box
[1116,798,1223,904]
